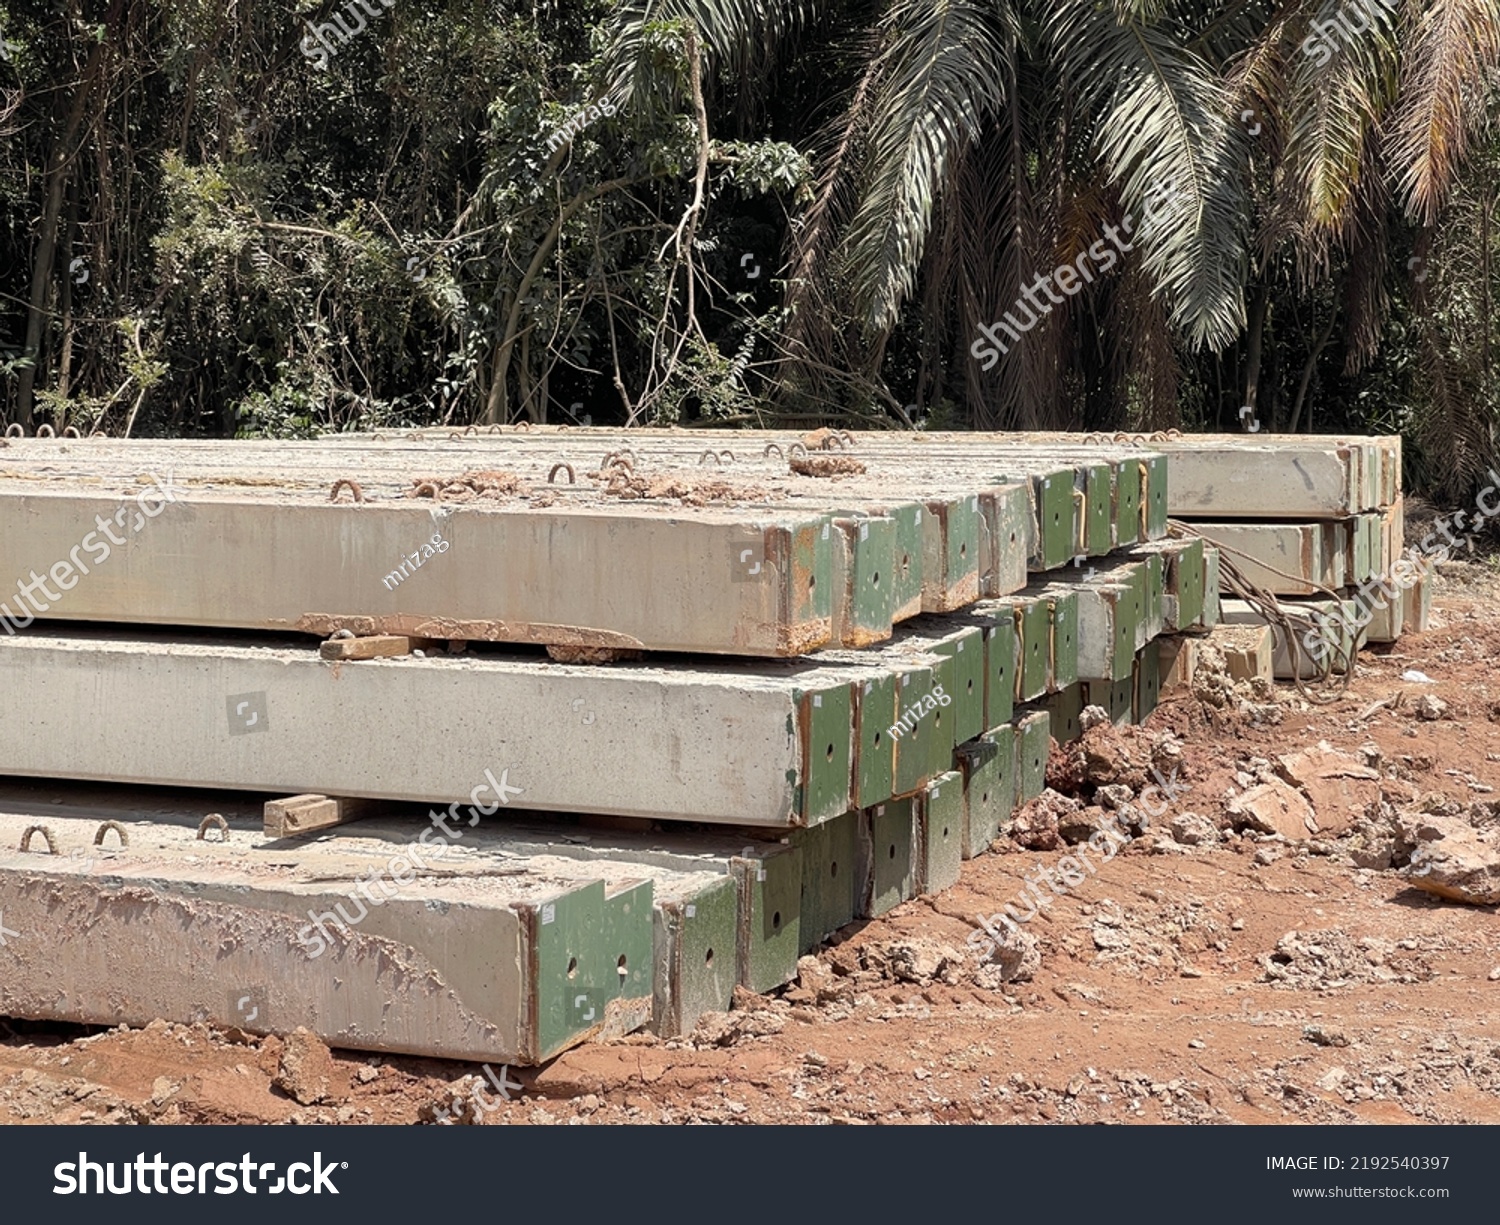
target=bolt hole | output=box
[826,742,835,761]
[959,542,967,558]
[966,679,974,694]
[772,911,782,930]
[902,553,910,570]
[808,575,816,591]
[874,732,882,747]
[872,571,880,586]
[830,860,839,878]
[705,948,715,968]
[616,954,628,977]
[567,957,577,979]
[888,844,897,860]
[942,826,949,839]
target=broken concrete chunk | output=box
[1273,746,1380,838]
[1227,778,1318,840]
[1403,816,1500,905]
[1169,812,1221,846]
[273,1028,344,1106]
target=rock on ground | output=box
[1403,814,1500,905]
[1227,778,1318,840]
[1170,812,1221,846]
[272,1028,344,1106]
[974,925,1041,988]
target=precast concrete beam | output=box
[0,807,655,1064]
[0,630,857,828]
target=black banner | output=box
[0,1123,1486,1221]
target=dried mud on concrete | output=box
[5,571,1500,1126]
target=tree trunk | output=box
[1287,309,1337,434]
[1240,283,1269,430]
[15,41,106,428]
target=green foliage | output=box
[0,0,1498,506]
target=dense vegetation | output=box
[3,1,1499,500]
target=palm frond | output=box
[602,0,825,110]
[1280,1,1398,250]
[1388,0,1500,224]
[838,0,1012,335]
[1049,0,1248,349]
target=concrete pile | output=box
[1160,434,1410,680]
[0,428,1395,1063]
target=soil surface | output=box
[5,564,1500,1126]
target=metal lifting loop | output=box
[93,821,129,848]
[197,814,229,842]
[19,825,57,854]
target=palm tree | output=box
[604,0,1500,438]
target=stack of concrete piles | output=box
[0,429,1218,1064]
[1102,433,1410,682]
